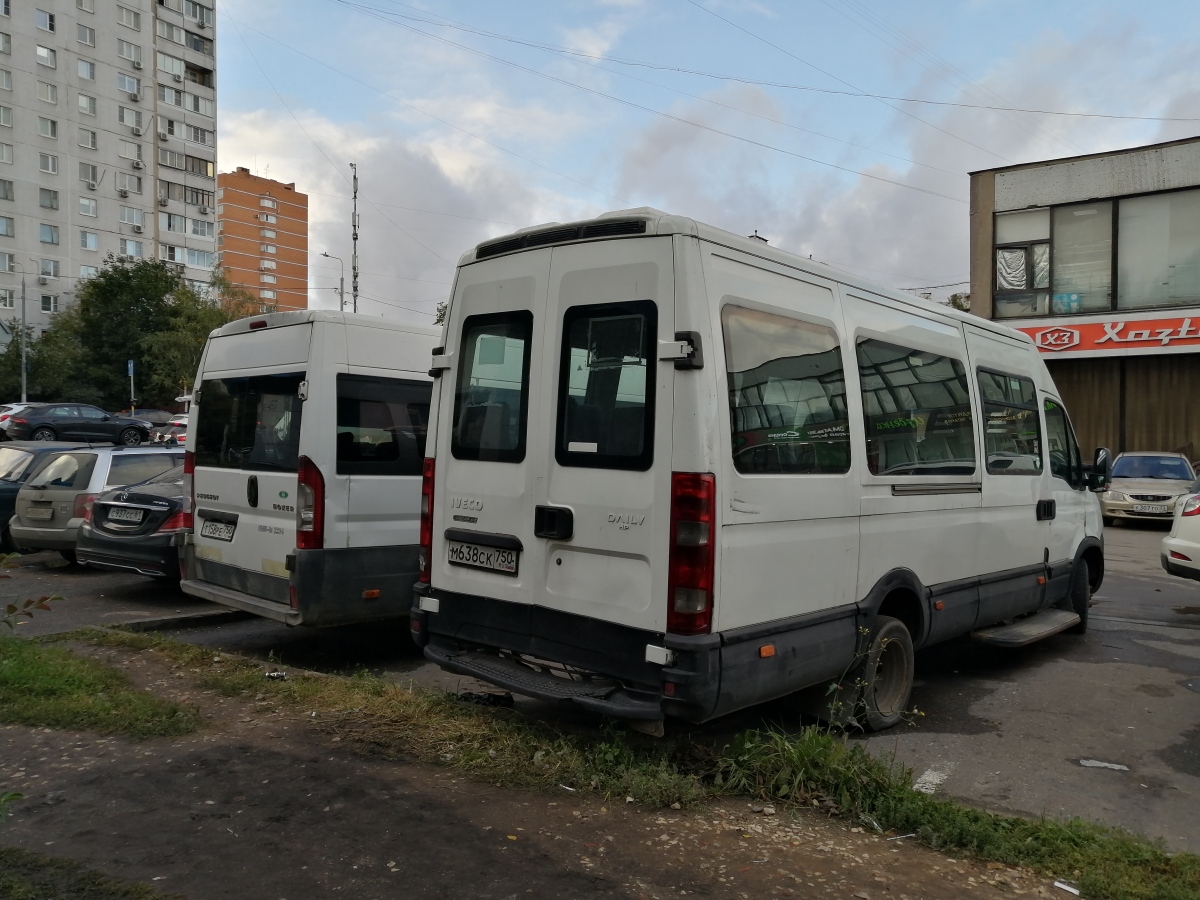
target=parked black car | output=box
[8,404,153,445]
[0,441,87,551]
[75,464,186,578]
[117,408,175,426]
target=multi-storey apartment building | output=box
[0,0,217,332]
[216,167,308,311]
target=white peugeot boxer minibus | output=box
[410,209,1109,731]
[181,311,440,627]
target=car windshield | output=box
[0,447,35,481]
[1111,455,1195,480]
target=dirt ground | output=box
[0,640,1066,899]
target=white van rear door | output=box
[536,237,675,632]
[191,324,312,583]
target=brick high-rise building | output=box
[0,0,218,332]
[216,167,307,310]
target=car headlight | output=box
[1103,491,1127,502]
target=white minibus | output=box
[410,209,1109,731]
[181,311,440,627]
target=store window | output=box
[1118,188,1200,310]
[993,208,1050,319]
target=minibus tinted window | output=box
[557,300,656,470]
[106,453,184,488]
[194,373,305,472]
[977,370,1042,474]
[336,374,431,476]
[1044,398,1083,487]
[723,306,850,475]
[857,340,976,476]
[452,312,533,463]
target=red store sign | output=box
[1017,315,1200,358]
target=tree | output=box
[434,301,448,325]
[947,292,971,312]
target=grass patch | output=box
[67,629,1200,900]
[0,846,179,900]
[0,634,199,739]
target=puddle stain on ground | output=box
[1174,606,1200,615]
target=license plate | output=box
[108,507,144,523]
[447,540,518,575]
[1133,504,1169,514]
[25,506,52,521]
[200,519,236,542]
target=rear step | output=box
[424,642,663,721]
[970,608,1081,647]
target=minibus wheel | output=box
[863,615,915,732]
[1067,557,1090,634]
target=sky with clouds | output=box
[216,0,1200,321]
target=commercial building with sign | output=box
[970,136,1200,457]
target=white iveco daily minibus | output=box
[181,311,440,627]
[410,209,1109,731]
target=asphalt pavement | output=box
[7,520,1199,852]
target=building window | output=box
[185,124,213,146]
[260,259,277,270]
[36,46,56,68]
[157,51,184,78]
[1117,187,1200,311]
[0,288,12,308]
[0,69,9,89]
[115,172,141,193]
[0,178,11,199]
[159,243,182,262]
[118,139,142,161]
[35,9,55,31]
[38,152,58,174]
[80,230,97,250]
[160,212,183,231]
[260,197,277,209]
[77,23,95,45]
[0,252,10,271]
[259,213,277,224]
[79,196,97,216]
[158,84,182,107]
[158,148,184,169]
[184,64,213,88]
[78,0,94,12]
[1050,202,1112,314]
[260,290,276,300]
[184,1,214,28]
[0,214,12,235]
[37,116,57,138]
[0,1,7,15]
[39,187,58,209]
[78,59,95,80]
[0,33,8,55]
[0,142,10,164]
[119,206,143,226]
[192,219,213,237]
[260,244,277,254]
[117,73,140,94]
[37,81,57,103]
[260,228,276,239]
[160,0,184,12]
[80,264,98,278]
[187,248,212,267]
[185,155,213,178]
[41,294,58,313]
[185,186,213,206]
[185,92,213,116]
[79,162,98,183]
[40,258,59,277]
[79,127,97,149]
[120,238,142,257]
[78,93,96,115]
[117,6,140,30]
[118,106,142,129]
[0,104,9,126]
[260,274,276,284]
[156,20,184,44]
[39,223,59,244]
[185,31,213,56]
[118,39,141,65]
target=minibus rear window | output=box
[451,312,533,463]
[556,300,656,470]
[722,306,851,475]
[857,339,976,476]
[194,373,305,472]
[336,374,430,476]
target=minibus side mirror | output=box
[1087,447,1112,491]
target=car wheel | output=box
[862,615,915,732]
[0,527,17,554]
[59,549,77,565]
[119,428,143,446]
[1067,556,1090,635]
[31,427,55,441]
[1102,516,1114,527]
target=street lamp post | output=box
[10,261,32,403]
[321,252,345,313]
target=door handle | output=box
[1035,499,1056,521]
[247,474,259,508]
[534,505,573,541]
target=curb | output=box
[121,609,255,632]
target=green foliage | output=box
[0,635,200,738]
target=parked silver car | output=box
[9,445,184,562]
[1100,451,1196,526]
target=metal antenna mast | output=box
[350,162,359,314]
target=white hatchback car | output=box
[1162,480,1200,581]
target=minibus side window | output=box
[722,305,851,475]
[194,373,305,472]
[977,370,1042,475]
[856,339,976,476]
[336,374,430,476]
[556,300,656,471]
[1044,398,1083,488]
[451,311,533,463]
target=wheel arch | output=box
[1076,536,1104,593]
[857,567,930,649]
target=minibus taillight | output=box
[667,472,715,635]
[296,455,325,550]
[418,458,435,583]
[182,450,195,530]
[1182,495,1200,517]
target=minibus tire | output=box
[1102,516,1114,528]
[863,615,914,732]
[1067,557,1090,634]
